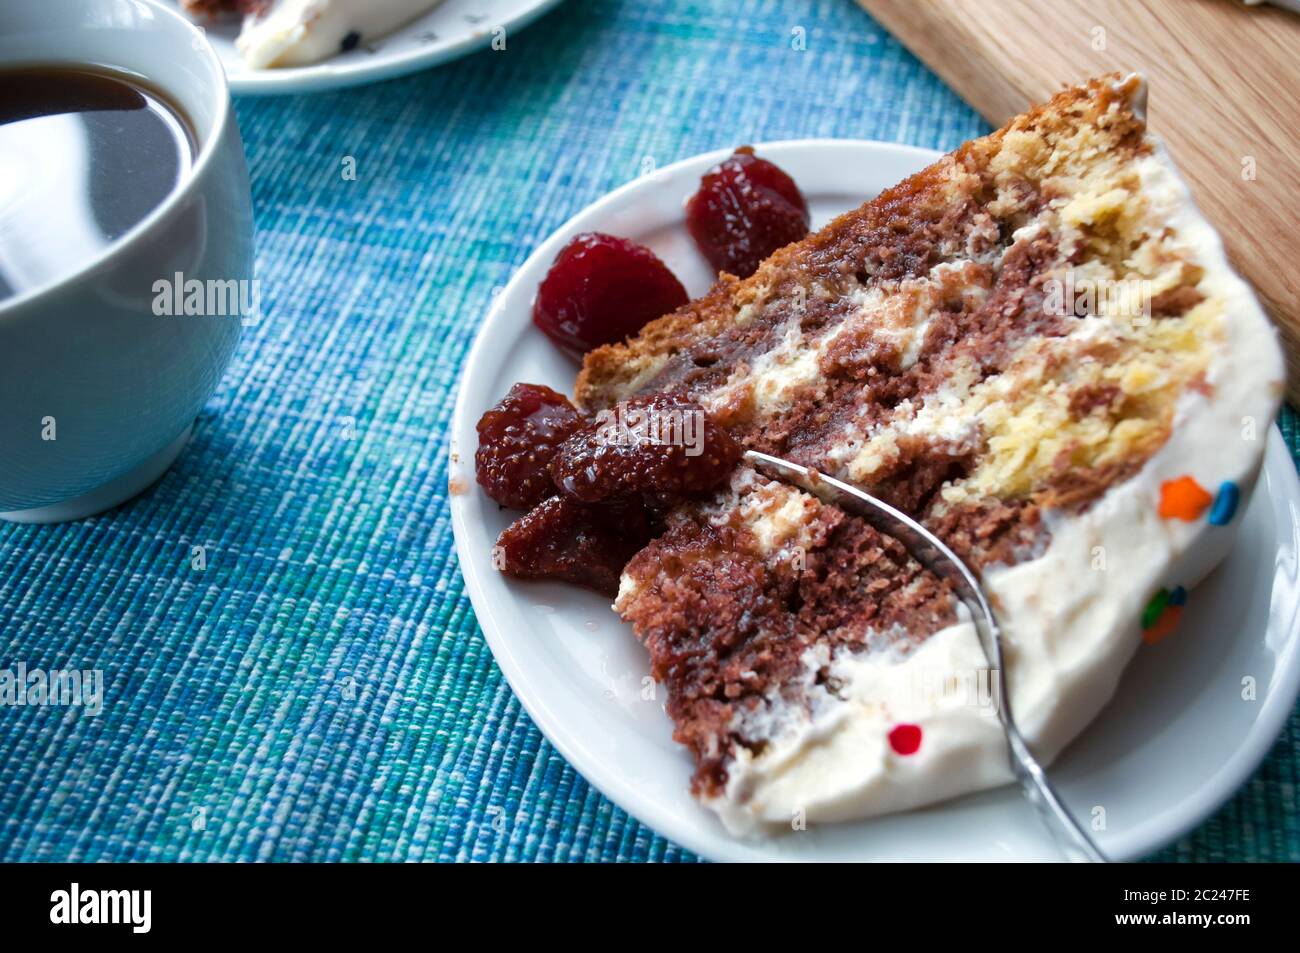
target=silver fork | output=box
[745,449,1107,863]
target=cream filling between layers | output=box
[700,261,993,426]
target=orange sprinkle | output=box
[1143,605,1183,644]
[1158,476,1213,521]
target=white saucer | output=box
[449,139,1300,861]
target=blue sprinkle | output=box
[1208,481,1240,526]
[1169,585,1188,607]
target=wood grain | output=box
[859,0,1300,402]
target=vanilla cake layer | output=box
[585,75,1284,834]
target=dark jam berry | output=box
[685,146,810,279]
[475,383,586,511]
[532,232,689,355]
[495,496,660,598]
[549,393,742,503]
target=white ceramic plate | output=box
[169,0,564,96]
[449,140,1300,861]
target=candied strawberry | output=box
[549,393,742,503]
[494,496,661,597]
[475,383,586,510]
[685,146,810,278]
[532,232,689,355]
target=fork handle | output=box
[1007,729,1107,862]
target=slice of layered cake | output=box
[576,75,1284,833]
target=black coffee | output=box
[0,66,196,302]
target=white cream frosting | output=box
[235,0,444,69]
[688,89,1285,836]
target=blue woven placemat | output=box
[1,0,1296,863]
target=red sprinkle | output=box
[888,723,922,756]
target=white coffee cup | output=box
[0,0,252,522]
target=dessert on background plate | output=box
[181,0,445,68]
[476,74,1284,836]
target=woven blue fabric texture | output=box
[1,0,1296,862]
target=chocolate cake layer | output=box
[619,470,958,797]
